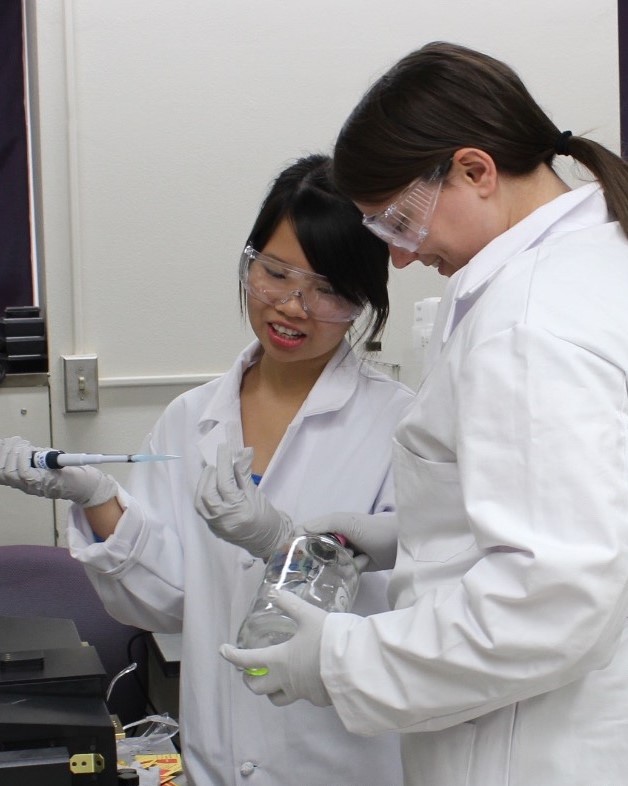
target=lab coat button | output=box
[240,761,256,776]
[242,558,256,569]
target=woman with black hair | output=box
[0,154,411,785]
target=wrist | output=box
[257,512,294,561]
[82,471,119,508]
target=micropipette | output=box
[31,450,180,469]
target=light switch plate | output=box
[62,355,99,412]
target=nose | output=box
[274,290,309,318]
[388,246,418,269]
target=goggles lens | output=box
[362,167,446,253]
[239,247,361,323]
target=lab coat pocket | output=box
[394,440,476,564]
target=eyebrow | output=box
[257,253,330,281]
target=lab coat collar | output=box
[441,182,606,342]
[196,342,259,466]
[196,338,360,461]
[300,338,361,416]
[198,340,260,428]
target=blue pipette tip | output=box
[129,454,181,463]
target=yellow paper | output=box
[134,753,183,784]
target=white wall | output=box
[4,0,619,544]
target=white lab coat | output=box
[68,339,412,786]
[321,184,628,786]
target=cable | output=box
[123,631,181,752]
[126,631,160,718]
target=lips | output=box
[271,322,305,338]
[420,255,442,269]
[267,321,307,348]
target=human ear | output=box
[451,148,497,197]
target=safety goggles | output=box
[239,246,362,323]
[362,164,448,253]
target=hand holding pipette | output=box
[0,437,177,508]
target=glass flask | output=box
[236,533,360,650]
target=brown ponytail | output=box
[333,41,628,237]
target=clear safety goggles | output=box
[239,246,362,323]
[362,164,448,253]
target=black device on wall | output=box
[0,305,47,382]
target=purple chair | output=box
[0,543,149,725]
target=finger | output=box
[17,440,42,475]
[10,438,35,476]
[0,437,14,468]
[0,440,16,474]
[220,644,278,693]
[242,671,280,696]
[0,437,25,473]
[268,690,293,707]
[214,442,242,501]
[232,447,254,489]
[219,643,269,670]
[267,588,312,620]
[194,464,220,516]
[225,420,241,454]
[301,514,337,536]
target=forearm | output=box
[84,496,125,540]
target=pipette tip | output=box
[129,454,181,463]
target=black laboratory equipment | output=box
[0,615,118,785]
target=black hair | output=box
[333,41,628,236]
[242,153,390,341]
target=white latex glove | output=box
[300,512,399,571]
[0,436,118,507]
[220,590,331,707]
[194,440,293,560]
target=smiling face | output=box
[246,217,351,367]
[357,149,507,277]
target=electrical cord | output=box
[126,631,181,752]
[127,631,160,717]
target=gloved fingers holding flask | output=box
[220,589,332,707]
[300,510,399,572]
[0,435,118,508]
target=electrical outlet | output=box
[62,355,99,412]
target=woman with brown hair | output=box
[224,42,628,786]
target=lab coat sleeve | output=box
[67,427,187,633]
[68,491,185,633]
[321,326,628,735]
